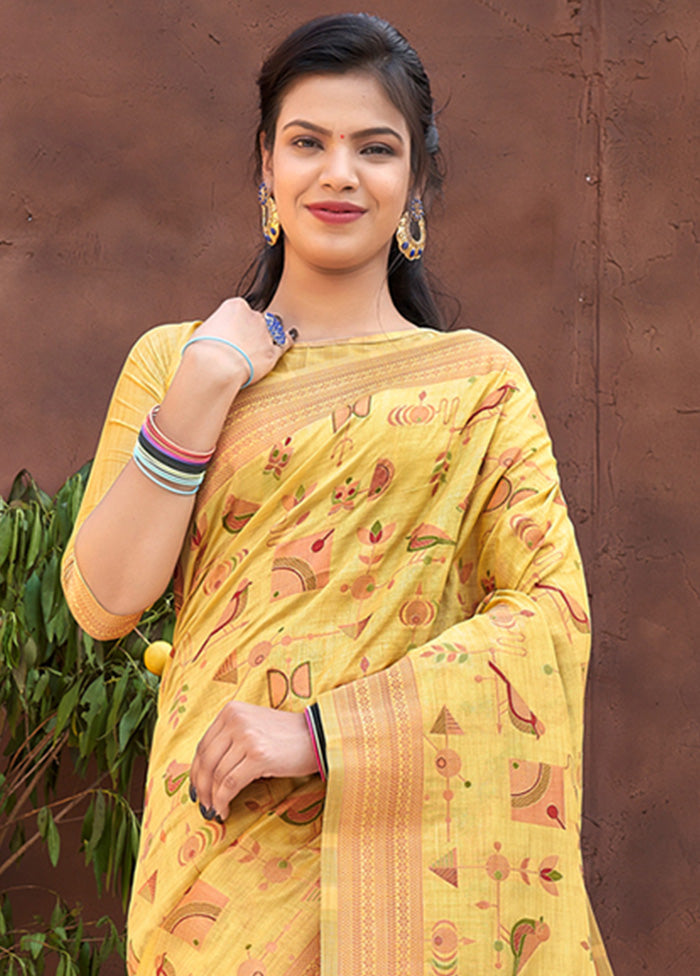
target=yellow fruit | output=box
[143,640,172,676]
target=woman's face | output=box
[261,70,413,275]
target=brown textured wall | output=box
[588,1,700,970]
[2,1,699,973]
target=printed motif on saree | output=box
[62,323,614,976]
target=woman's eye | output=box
[292,136,321,149]
[361,144,395,156]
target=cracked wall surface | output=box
[2,1,699,973]
[586,2,700,973]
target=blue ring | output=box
[264,312,286,347]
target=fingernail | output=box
[189,783,197,803]
[199,802,215,820]
[214,813,224,825]
[289,327,299,341]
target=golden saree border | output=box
[200,329,516,505]
[319,656,424,976]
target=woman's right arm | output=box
[62,299,292,637]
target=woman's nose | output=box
[319,145,359,191]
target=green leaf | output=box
[85,791,106,860]
[26,506,44,570]
[37,806,49,839]
[50,899,65,929]
[12,656,28,694]
[79,677,107,757]
[23,572,43,636]
[77,941,90,976]
[105,671,129,736]
[91,817,112,895]
[41,554,59,623]
[105,732,118,770]
[21,636,38,668]
[105,803,121,888]
[55,681,81,737]
[81,797,94,851]
[81,630,94,662]
[46,811,60,866]
[0,513,13,569]
[8,512,22,584]
[20,932,45,959]
[1,612,18,659]
[118,693,145,751]
[49,602,71,647]
[31,671,49,704]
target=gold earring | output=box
[396,198,426,260]
[258,182,280,246]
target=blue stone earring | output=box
[395,197,426,261]
[258,182,280,246]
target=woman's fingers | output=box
[189,298,296,388]
[188,702,318,823]
[189,723,231,813]
[209,746,253,822]
[189,701,264,821]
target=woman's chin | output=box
[286,240,390,276]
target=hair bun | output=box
[425,121,440,154]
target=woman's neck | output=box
[267,254,415,342]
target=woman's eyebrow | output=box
[282,119,404,142]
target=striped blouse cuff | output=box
[304,703,328,781]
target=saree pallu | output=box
[62,323,614,976]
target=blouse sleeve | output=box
[61,322,195,640]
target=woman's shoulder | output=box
[121,320,200,384]
[418,326,531,384]
[126,320,199,359]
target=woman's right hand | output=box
[184,297,296,388]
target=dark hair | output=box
[239,13,448,330]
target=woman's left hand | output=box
[189,701,319,822]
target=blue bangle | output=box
[133,454,201,496]
[133,442,205,488]
[181,335,254,388]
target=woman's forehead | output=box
[275,71,410,137]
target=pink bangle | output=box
[145,405,216,462]
[304,708,326,781]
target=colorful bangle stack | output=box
[304,703,328,781]
[132,405,216,496]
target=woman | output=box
[62,13,613,976]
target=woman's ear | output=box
[408,180,427,207]
[260,133,274,189]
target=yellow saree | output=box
[62,322,613,976]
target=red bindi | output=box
[340,134,345,139]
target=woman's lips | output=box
[306,203,366,225]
